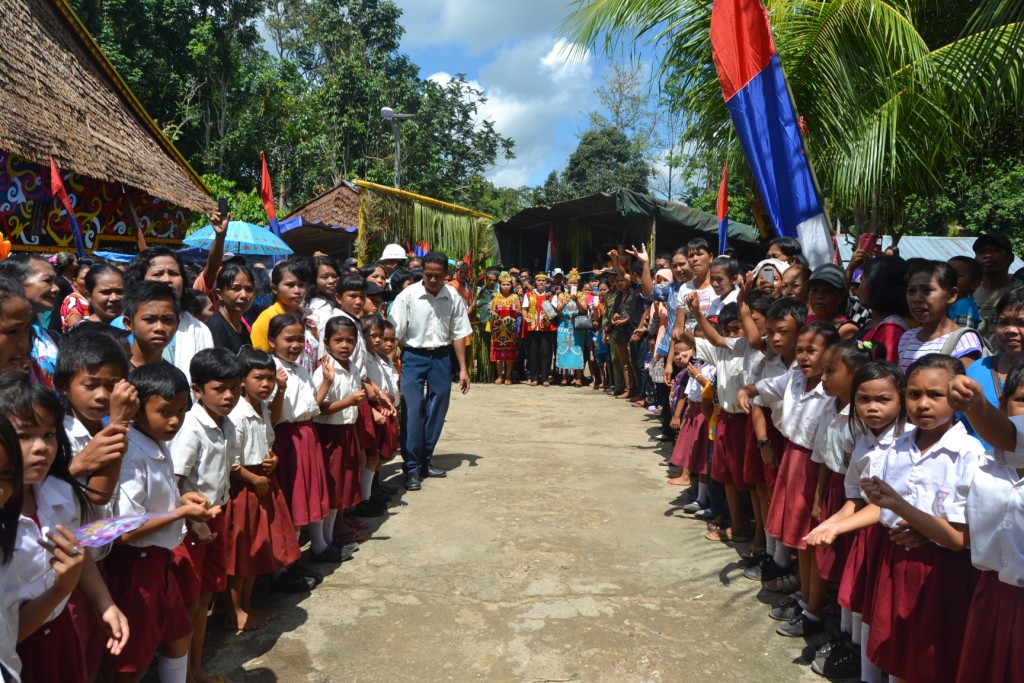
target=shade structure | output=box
[184,221,293,256]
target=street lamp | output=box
[381,106,414,189]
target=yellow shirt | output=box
[250,301,288,351]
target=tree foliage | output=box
[69,0,515,215]
[563,0,1024,235]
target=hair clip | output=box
[857,340,873,351]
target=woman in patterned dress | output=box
[489,272,521,384]
[555,269,585,385]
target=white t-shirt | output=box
[845,423,899,500]
[116,426,187,550]
[755,368,830,449]
[811,400,854,474]
[273,358,320,423]
[228,399,274,468]
[674,281,716,331]
[695,338,745,414]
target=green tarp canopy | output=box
[493,188,760,270]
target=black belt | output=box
[404,345,451,354]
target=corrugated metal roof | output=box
[836,234,1024,271]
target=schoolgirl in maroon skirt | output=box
[268,314,330,529]
[859,355,985,683]
[227,357,303,580]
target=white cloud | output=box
[429,37,598,189]
[394,0,567,53]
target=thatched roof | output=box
[0,0,213,213]
[279,181,360,257]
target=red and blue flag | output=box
[545,223,556,273]
[49,157,86,259]
[259,151,282,238]
[717,162,729,255]
[710,0,832,266]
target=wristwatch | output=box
[756,439,771,448]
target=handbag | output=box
[574,315,594,331]
[541,299,558,322]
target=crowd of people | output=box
[473,232,1021,683]
[2,215,1024,683]
[0,210,474,683]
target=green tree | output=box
[562,125,651,196]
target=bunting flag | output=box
[415,239,430,258]
[717,162,729,255]
[710,0,832,267]
[545,223,556,273]
[49,157,86,259]
[259,151,282,237]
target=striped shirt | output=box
[897,327,982,372]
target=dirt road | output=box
[205,383,827,682]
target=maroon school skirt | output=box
[102,545,193,673]
[226,467,302,577]
[274,420,330,526]
[956,572,1024,683]
[17,606,86,683]
[838,523,887,616]
[356,400,379,452]
[815,471,854,582]
[764,442,819,550]
[376,413,399,461]
[711,411,749,490]
[316,422,362,509]
[65,584,106,675]
[170,513,227,603]
[670,401,708,472]
[865,538,978,683]
[743,408,782,488]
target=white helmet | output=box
[381,243,408,261]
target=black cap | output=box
[807,263,846,291]
[973,233,1013,254]
[343,257,358,269]
[366,281,384,297]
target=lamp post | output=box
[381,106,414,189]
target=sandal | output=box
[505,379,513,385]
[705,529,752,543]
[494,378,504,384]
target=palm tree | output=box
[563,0,1024,233]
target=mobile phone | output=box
[763,267,775,284]
[218,197,229,217]
[570,285,577,296]
[857,232,880,255]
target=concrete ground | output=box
[203,383,831,682]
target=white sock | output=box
[773,542,792,568]
[851,612,863,643]
[804,610,821,622]
[323,509,338,546]
[840,607,853,634]
[861,623,882,683]
[697,481,708,505]
[307,521,328,554]
[156,654,188,683]
[765,535,777,557]
[797,598,808,611]
[361,468,374,501]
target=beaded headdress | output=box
[498,271,513,283]
[568,268,580,281]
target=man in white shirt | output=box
[389,251,473,491]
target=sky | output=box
[390,0,609,190]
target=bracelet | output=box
[756,439,771,448]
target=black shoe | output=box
[310,543,355,563]
[329,540,360,554]
[373,482,398,496]
[348,498,388,518]
[287,564,323,586]
[424,467,447,478]
[405,472,422,490]
[813,637,861,678]
[271,572,315,594]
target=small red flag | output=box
[259,151,277,221]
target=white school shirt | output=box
[694,338,745,414]
[683,365,715,402]
[63,414,115,558]
[170,402,236,507]
[312,357,361,425]
[0,561,18,680]
[366,354,398,399]
[954,432,1024,585]
[811,400,854,474]
[309,299,369,382]
[4,477,82,639]
[170,311,214,385]
[754,353,791,430]
[871,421,984,529]
[114,426,186,550]
[844,423,900,500]
[274,358,320,423]
[755,368,830,449]
[228,399,274,468]
[707,288,739,317]
[389,282,473,349]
